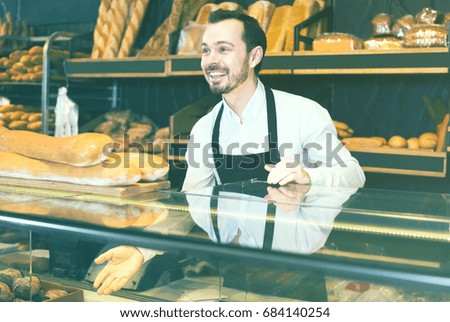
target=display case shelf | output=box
[64,57,167,78]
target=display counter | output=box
[0,180,449,302]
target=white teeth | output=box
[209,71,226,78]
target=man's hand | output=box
[264,184,310,212]
[93,246,144,295]
[264,157,311,185]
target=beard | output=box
[205,58,250,95]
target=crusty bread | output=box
[137,0,213,57]
[195,3,218,24]
[105,152,169,181]
[0,151,141,186]
[217,2,243,12]
[247,1,275,33]
[0,126,113,167]
[118,0,150,58]
[285,0,320,52]
[91,0,113,58]
[102,0,132,58]
[266,5,293,53]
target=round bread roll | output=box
[419,137,437,150]
[0,273,14,290]
[419,132,438,142]
[388,135,407,148]
[13,276,41,300]
[0,268,23,283]
[0,281,14,302]
[407,137,420,149]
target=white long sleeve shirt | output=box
[182,80,365,191]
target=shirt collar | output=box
[222,79,265,123]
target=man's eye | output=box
[202,48,210,54]
[219,47,230,53]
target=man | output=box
[93,9,365,296]
[182,9,365,191]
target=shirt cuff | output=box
[136,247,165,263]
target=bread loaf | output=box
[388,135,407,148]
[342,137,384,148]
[285,0,320,52]
[0,151,142,186]
[0,126,113,166]
[196,3,217,24]
[418,132,438,149]
[217,2,243,12]
[176,21,207,55]
[117,0,150,58]
[266,5,293,53]
[407,137,419,149]
[102,0,132,58]
[313,32,363,52]
[91,0,113,58]
[138,0,213,57]
[105,152,169,181]
[247,1,275,33]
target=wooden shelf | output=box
[65,57,167,78]
[64,47,450,78]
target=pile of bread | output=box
[0,126,169,187]
[0,46,43,82]
[91,0,151,58]
[333,119,446,152]
[0,11,34,50]
[0,268,69,302]
[93,109,169,153]
[0,103,43,131]
[313,7,450,52]
[176,0,327,55]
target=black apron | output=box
[211,83,281,184]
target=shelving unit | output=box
[64,47,450,178]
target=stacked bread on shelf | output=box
[91,0,150,58]
[177,1,245,55]
[137,0,213,57]
[0,46,43,82]
[0,103,43,132]
[333,117,448,153]
[0,126,169,186]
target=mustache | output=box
[205,65,228,73]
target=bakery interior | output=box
[0,0,450,302]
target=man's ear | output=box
[249,46,263,69]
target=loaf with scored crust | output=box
[102,0,132,58]
[247,1,275,33]
[266,5,293,53]
[118,0,150,58]
[91,0,113,58]
[0,126,113,167]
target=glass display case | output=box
[0,180,449,302]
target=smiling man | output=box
[182,9,365,191]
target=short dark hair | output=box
[208,9,266,74]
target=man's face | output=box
[201,19,251,94]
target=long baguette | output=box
[0,126,113,166]
[91,0,113,58]
[117,0,150,58]
[102,0,132,58]
[0,151,141,186]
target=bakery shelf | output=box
[347,147,447,177]
[64,57,167,78]
[65,48,449,78]
[292,48,450,75]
